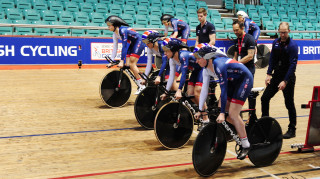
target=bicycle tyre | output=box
[248,116,283,167]
[134,86,169,129]
[100,70,131,108]
[192,122,227,177]
[154,102,194,149]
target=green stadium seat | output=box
[280,1,289,7]
[216,32,227,39]
[149,15,162,26]
[0,0,15,10]
[162,0,174,7]
[100,0,113,4]
[71,0,84,3]
[58,11,74,23]
[136,5,149,15]
[33,21,52,36]
[48,1,64,12]
[162,7,174,16]
[67,21,85,37]
[74,12,90,23]
[150,6,162,17]
[228,33,237,39]
[95,3,108,13]
[187,9,198,18]
[308,16,318,24]
[235,4,246,11]
[224,0,234,10]
[120,13,135,26]
[132,24,145,34]
[287,8,296,16]
[41,10,58,22]
[299,16,308,24]
[85,0,99,4]
[175,16,188,23]
[0,19,13,35]
[138,0,149,6]
[188,17,198,28]
[175,8,187,17]
[16,0,32,10]
[89,13,105,24]
[113,0,125,5]
[0,10,4,19]
[13,20,33,35]
[80,3,94,13]
[109,4,122,16]
[64,2,79,12]
[222,18,234,28]
[307,10,316,17]
[123,5,136,15]
[174,0,185,8]
[197,1,208,9]
[186,1,197,9]
[189,32,196,38]
[84,23,101,37]
[51,21,70,36]
[125,0,137,6]
[150,0,162,7]
[296,23,306,31]
[281,16,290,23]
[212,19,224,29]
[291,33,302,39]
[265,23,276,36]
[291,16,299,23]
[135,14,148,26]
[6,8,23,21]
[149,24,160,29]
[262,1,271,8]
[23,9,40,21]
[33,1,48,11]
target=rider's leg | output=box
[228,103,247,141]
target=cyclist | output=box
[106,15,146,94]
[141,31,180,90]
[193,43,253,160]
[160,38,208,129]
[160,14,190,44]
[236,11,260,42]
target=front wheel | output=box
[100,70,131,107]
[248,116,283,167]
[154,102,194,149]
[192,122,227,177]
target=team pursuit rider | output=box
[106,15,146,94]
[160,14,190,44]
[193,43,254,160]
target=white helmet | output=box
[236,11,248,18]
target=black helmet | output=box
[193,43,228,60]
[105,15,129,27]
[160,14,174,22]
[162,38,188,53]
[142,30,164,44]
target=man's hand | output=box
[278,81,287,90]
[216,113,225,123]
[155,76,161,85]
[265,74,272,86]
[160,93,167,100]
[194,111,201,120]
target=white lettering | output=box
[20,46,29,56]
[59,46,68,56]
[38,46,46,56]
[29,46,38,56]
[0,45,15,56]
[47,46,54,56]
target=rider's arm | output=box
[111,33,118,60]
[120,28,129,63]
[284,42,298,82]
[171,20,178,38]
[215,61,228,113]
[144,48,153,76]
[199,69,210,111]
[158,55,168,77]
[165,58,176,91]
[164,26,168,37]
[244,19,249,34]
[177,55,189,90]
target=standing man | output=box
[195,8,216,46]
[261,22,298,139]
[232,20,257,120]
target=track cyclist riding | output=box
[160,14,190,44]
[106,15,146,94]
[193,43,254,160]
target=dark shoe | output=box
[237,147,250,160]
[197,121,209,131]
[283,128,296,139]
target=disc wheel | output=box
[100,70,131,108]
[134,86,169,129]
[154,102,194,149]
[192,123,227,177]
[255,44,271,69]
[248,116,283,167]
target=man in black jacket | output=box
[261,22,298,139]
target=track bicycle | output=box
[153,80,218,149]
[100,56,158,107]
[192,88,283,177]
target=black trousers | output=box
[261,75,297,129]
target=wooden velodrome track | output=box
[0,62,319,179]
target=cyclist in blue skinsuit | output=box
[160,38,208,129]
[237,11,260,41]
[160,14,190,44]
[141,31,179,90]
[106,15,146,94]
[193,43,253,160]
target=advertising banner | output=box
[0,36,319,65]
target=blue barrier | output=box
[0,36,319,65]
